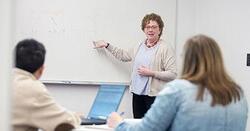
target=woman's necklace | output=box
[146,38,159,48]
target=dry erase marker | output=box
[61,81,71,84]
[93,41,97,49]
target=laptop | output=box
[81,85,126,125]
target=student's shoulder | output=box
[22,78,49,96]
[32,80,49,94]
[159,79,195,95]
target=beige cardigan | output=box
[106,39,177,96]
[12,68,81,131]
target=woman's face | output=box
[143,20,161,42]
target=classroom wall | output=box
[0,0,13,130]
[175,0,196,72]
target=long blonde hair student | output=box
[181,34,242,106]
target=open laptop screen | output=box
[87,85,126,119]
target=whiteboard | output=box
[14,0,176,84]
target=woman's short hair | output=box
[141,13,164,37]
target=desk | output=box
[73,125,113,131]
[73,119,141,131]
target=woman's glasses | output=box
[145,25,159,30]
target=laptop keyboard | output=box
[81,118,106,125]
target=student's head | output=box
[141,13,164,38]
[181,34,242,106]
[15,39,46,77]
[181,34,225,79]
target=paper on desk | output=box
[73,125,113,131]
[124,118,142,125]
[84,125,113,131]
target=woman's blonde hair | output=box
[181,34,242,106]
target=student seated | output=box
[107,34,248,131]
[12,39,81,131]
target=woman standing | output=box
[94,13,177,118]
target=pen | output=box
[119,112,125,116]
